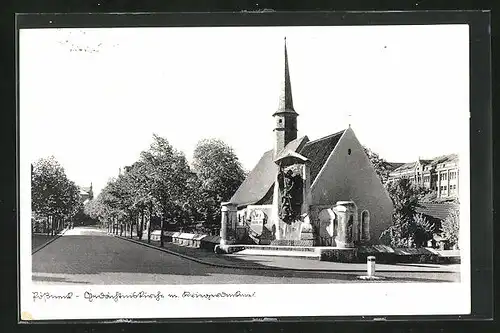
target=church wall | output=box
[310,127,393,244]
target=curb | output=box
[113,235,458,274]
[32,228,69,255]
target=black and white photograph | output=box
[19,17,474,320]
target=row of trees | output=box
[364,147,460,249]
[31,157,82,235]
[85,135,246,246]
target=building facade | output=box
[388,154,459,199]
[79,183,93,203]
[221,38,394,248]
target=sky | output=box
[20,25,470,196]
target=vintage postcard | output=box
[19,18,472,321]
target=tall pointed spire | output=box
[274,37,298,116]
[273,37,298,156]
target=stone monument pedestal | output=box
[219,202,237,246]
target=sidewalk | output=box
[32,228,68,254]
[114,234,460,273]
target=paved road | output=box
[32,227,460,285]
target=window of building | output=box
[360,210,370,241]
[348,149,351,155]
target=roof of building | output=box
[391,154,459,174]
[229,136,308,207]
[429,154,459,166]
[230,130,346,207]
[229,149,278,207]
[415,202,459,221]
[392,161,417,172]
[300,130,345,183]
[385,162,405,170]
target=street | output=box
[32,227,460,285]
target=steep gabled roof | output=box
[299,130,345,182]
[229,149,277,207]
[229,130,346,208]
[229,136,308,207]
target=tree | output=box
[385,178,422,218]
[363,146,390,185]
[191,138,246,231]
[140,134,193,246]
[379,178,433,248]
[412,213,435,247]
[32,156,81,235]
[441,208,460,249]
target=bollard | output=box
[367,256,376,277]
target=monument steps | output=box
[230,248,320,259]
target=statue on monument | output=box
[279,168,297,223]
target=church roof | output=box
[229,136,308,207]
[229,149,278,207]
[300,130,345,183]
[230,130,346,207]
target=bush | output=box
[441,209,460,249]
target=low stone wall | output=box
[330,246,455,264]
[319,248,358,263]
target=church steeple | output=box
[273,37,298,156]
[274,37,298,116]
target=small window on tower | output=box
[279,119,283,124]
[348,149,351,155]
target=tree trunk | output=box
[136,214,140,240]
[160,214,165,247]
[129,220,133,239]
[147,204,152,244]
[140,208,145,240]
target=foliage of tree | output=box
[31,156,81,234]
[379,178,435,248]
[191,138,246,230]
[441,208,460,249]
[385,178,422,218]
[84,135,246,244]
[138,135,193,245]
[363,146,391,185]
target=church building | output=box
[219,38,393,249]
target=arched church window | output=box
[348,149,351,155]
[360,210,370,241]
